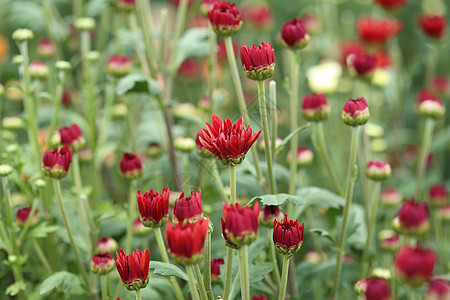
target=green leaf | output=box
[172,28,210,71]
[249,193,304,206]
[276,123,311,153]
[297,187,345,209]
[28,222,59,239]
[6,281,26,296]
[310,228,336,245]
[115,74,163,96]
[248,239,268,262]
[149,261,189,282]
[249,263,274,284]
[39,271,81,294]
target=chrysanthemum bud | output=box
[371,268,392,280]
[416,90,445,120]
[365,160,391,181]
[211,258,224,282]
[222,201,259,248]
[302,93,330,122]
[16,207,38,227]
[273,215,304,257]
[59,123,85,152]
[107,55,132,77]
[393,198,429,235]
[257,137,282,153]
[428,184,448,207]
[425,279,450,300]
[240,42,275,81]
[146,143,164,158]
[112,103,128,119]
[37,38,56,58]
[281,18,310,49]
[90,252,115,275]
[347,52,377,77]
[2,117,24,131]
[12,29,34,41]
[74,17,96,31]
[378,229,400,251]
[241,3,273,30]
[208,1,242,36]
[86,51,100,63]
[437,205,450,221]
[116,249,150,290]
[119,153,143,180]
[42,146,73,179]
[287,147,314,167]
[174,190,203,223]
[137,187,170,228]
[174,136,195,153]
[342,97,370,126]
[29,61,49,79]
[394,245,436,286]
[418,15,447,39]
[357,16,402,45]
[55,60,71,72]
[259,205,283,227]
[380,188,402,206]
[96,237,119,253]
[355,278,391,300]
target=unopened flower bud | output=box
[211,258,224,282]
[86,51,100,63]
[347,52,377,77]
[12,55,24,66]
[174,136,195,153]
[119,153,143,180]
[365,160,391,181]
[418,15,447,39]
[208,1,242,37]
[74,18,96,31]
[428,184,448,207]
[2,117,24,130]
[107,55,132,77]
[371,268,392,280]
[37,38,56,58]
[240,42,275,81]
[146,143,163,158]
[29,61,49,79]
[112,103,128,118]
[394,245,436,286]
[380,188,402,206]
[393,198,429,235]
[16,207,38,227]
[117,0,136,12]
[342,97,370,126]
[302,93,330,122]
[416,90,445,119]
[273,215,304,257]
[425,279,450,300]
[91,252,115,275]
[96,237,119,253]
[55,60,71,72]
[437,205,450,221]
[281,18,310,49]
[42,146,73,179]
[379,229,400,251]
[12,29,34,41]
[259,205,283,227]
[288,147,314,167]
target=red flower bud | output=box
[165,218,209,265]
[380,188,402,206]
[418,15,447,39]
[59,123,85,151]
[107,55,132,77]
[342,97,370,126]
[394,198,429,235]
[137,186,170,228]
[42,146,73,179]
[259,205,283,227]
[428,184,448,206]
[211,258,224,282]
[437,205,450,221]
[375,0,409,11]
[241,3,273,29]
[273,214,304,256]
[365,160,391,181]
[430,75,450,97]
[287,147,314,167]
[347,52,377,76]
[302,93,330,122]
[394,245,436,286]
[37,38,56,58]
[119,153,143,180]
[115,249,150,290]
[200,114,261,165]
[357,16,402,45]
[379,230,400,252]
[426,279,450,300]
[16,206,38,227]
[174,190,203,223]
[208,1,242,36]
[90,252,115,275]
[29,61,49,79]
[132,218,152,236]
[281,18,310,49]
[240,42,275,81]
[62,90,71,107]
[221,201,259,248]
[355,278,391,300]
[96,237,118,253]
[252,294,268,300]
[416,90,445,119]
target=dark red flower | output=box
[428,184,448,206]
[302,93,330,122]
[251,295,268,300]
[61,90,71,107]
[16,207,38,227]
[273,214,304,256]
[37,38,56,58]
[119,153,143,180]
[96,237,118,253]
[281,18,310,49]
[394,198,429,235]
[116,249,150,290]
[211,258,224,282]
[347,52,377,76]
[374,49,390,68]
[357,16,402,45]
[416,89,445,119]
[426,279,450,300]
[365,160,391,181]
[241,3,273,29]
[374,0,409,10]
[174,190,203,223]
[259,205,283,227]
[379,230,400,251]
[418,15,447,38]
[137,186,170,228]
[200,114,261,165]
[341,97,370,126]
[90,252,115,275]
[394,245,436,286]
[42,146,73,179]
[59,123,85,151]
[196,130,214,158]
[222,201,259,248]
[240,42,275,81]
[208,1,242,36]
[340,40,365,65]
[107,55,132,77]
[355,278,391,300]
[177,59,204,79]
[165,218,209,265]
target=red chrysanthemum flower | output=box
[119,153,143,180]
[90,252,115,275]
[199,114,261,165]
[241,3,273,29]
[365,160,391,181]
[240,42,275,81]
[374,0,409,11]
[347,52,377,76]
[37,38,56,58]
[137,186,170,228]
[174,190,203,223]
[259,205,283,227]
[426,279,450,300]
[394,245,436,286]
[16,207,38,227]
[96,237,118,253]
[357,16,403,45]
[273,214,304,256]
[115,248,150,290]
[428,184,448,206]
[59,123,85,151]
[107,55,132,77]
[211,258,225,282]
[165,218,209,265]
[355,278,392,300]
[208,1,242,36]
[394,198,429,235]
[42,145,73,179]
[281,18,310,49]
[416,89,445,119]
[302,93,330,122]
[252,295,268,300]
[222,201,259,248]
[418,15,447,38]
[341,97,370,126]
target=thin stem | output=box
[238,245,250,300]
[125,180,137,253]
[135,289,142,300]
[269,81,278,163]
[203,230,215,300]
[278,255,290,300]
[208,23,217,105]
[230,165,236,205]
[267,229,281,287]
[126,97,138,153]
[101,275,108,300]
[194,264,209,300]
[257,80,276,194]
[288,51,300,196]
[17,197,38,244]
[332,126,360,298]
[223,247,233,300]
[210,160,228,203]
[315,122,343,195]
[361,181,381,278]
[186,265,201,300]
[53,180,92,293]
[31,238,53,273]
[425,44,437,86]
[224,36,263,183]
[415,118,435,199]
[46,70,65,147]
[158,9,168,70]
[167,0,189,73]
[433,208,445,271]
[73,0,83,18]
[96,78,116,163]
[0,219,10,252]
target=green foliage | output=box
[249,193,304,206]
[39,271,81,295]
[172,28,210,71]
[6,281,26,296]
[149,261,189,282]
[115,74,163,96]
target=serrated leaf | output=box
[28,222,59,239]
[149,261,188,282]
[39,271,81,294]
[310,227,336,245]
[297,187,345,209]
[249,263,274,283]
[6,281,26,296]
[172,28,210,71]
[249,193,304,206]
[248,239,268,262]
[115,74,163,96]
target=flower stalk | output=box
[288,51,300,196]
[415,118,435,199]
[267,229,281,286]
[186,265,201,300]
[269,81,278,162]
[278,255,290,300]
[238,245,250,300]
[46,69,66,148]
[125,179,137,253]
[101,275,108,300]
[194,264,209,300]
[135,289,142,300]
[203,229,215,300]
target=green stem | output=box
[186,265,201,300]
[126,97,138,153]
[167,0,189,73]
[73,0,83,18]
[267,230,281,287]
[101,275,108,300]
[210,160,228,203]
[230,165,236,205]
[208,24,217,105]
[278,255,290,300]
[224,36,263,184]
[415,118,435,199]
[31,238,53,273]
[433,208,445,271]
[125,180,137,253]
[135,0,157,74]
[358,130,371,221]
[46,70,65,148]
[409,288,418,300]
[194,264,209,300]
[361,181,381,278]
[315,122,343,195]
[238,245,250,300]
[257,80,276,194]
[53,180,92,293]
[17,197,38,244]
[135,289,142,300]
[425,44,437,86]
[154,227,184,300]
[223,247,233,300]
[288,51,300,196]
[0,219,11,252]
[96,78,116,162]
[203,230,215,300]
[158,9,168,71]
[332,126,360,298]
[269,81,278,163]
